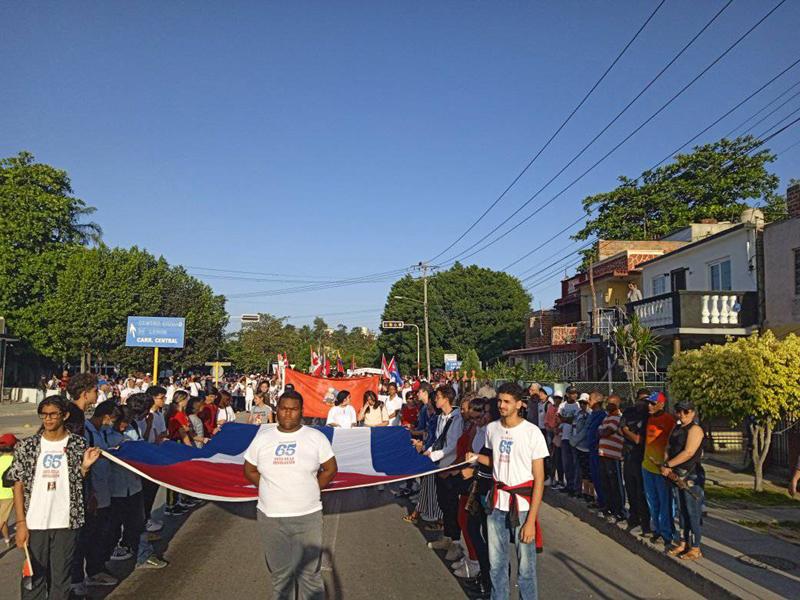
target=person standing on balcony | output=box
[627,282,643,303]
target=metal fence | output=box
[490,380,666,408]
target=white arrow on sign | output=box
[129,322,137,337]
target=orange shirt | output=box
[643,411,677,473]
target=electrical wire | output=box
[442,0,788,268]
[428,0,668,263]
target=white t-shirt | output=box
[217,406,236,424]
[96,390,108,405]
[120,386,139,402]
[485,419,549,513]
[326,405,357,428]
[385,395,404,426]
[558,401,581,440]
[243,425,335,517]
[245,380,255,402]
[26,437,71,530]
[189,381,202,397]
[166,384,177,404]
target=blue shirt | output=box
[586,409,607,451]
[424,408,439,450]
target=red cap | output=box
[0,433,19,447]
[412,381,420,391]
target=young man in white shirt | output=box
[243,390,338,600]
[466,382,548,600]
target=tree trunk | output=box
[751,421,773,492]
[80,353,86,374]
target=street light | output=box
[384,321,421,378]
[393,295,430,379]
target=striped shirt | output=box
[597,414,624,460]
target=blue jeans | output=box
[676,485,704,547]
[561,442,576,492]
[487,509,538,600]
[642,468,675,540]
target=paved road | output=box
[92,490,700,599]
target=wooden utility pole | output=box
[422,262,432,380]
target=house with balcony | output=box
[628,211,764,366]
[763,181,800,338]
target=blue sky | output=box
[3,1,799,332]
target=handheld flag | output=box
[381,354,390,379]
[310,348,322,376]
[22,544,33,590]
[351,355,356,371]
[336,355,344,374]
[388,356,403,388]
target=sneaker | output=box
[146,519,163,532]
[543,478,552,487]
[178,499,198,509]
[427,536,452,550]
[451,558,467,571]
[109,545,133,561]
[70,581,88,596]
[164,505,188,517]
[454,559,480,579]
[136,555,169,569]
[85,572,119,586]
[444,543,463,561]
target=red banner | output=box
[284,369,379,418]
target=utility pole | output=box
[421,262,432,380]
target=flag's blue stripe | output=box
[370,426,438,475]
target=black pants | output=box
[599,457,623,516]
[72,506,110,583]
[25,528,78,600]
[435,475,461,541]
[141,478,160,521]
[623,457,651,531]
[466,492,490,576]
[103,492,145,558]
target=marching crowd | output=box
[2,367,710,600]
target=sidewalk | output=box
[0,402,40,437]
[546,464,800,600]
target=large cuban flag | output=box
[104,423,454,502]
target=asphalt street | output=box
[92,489,702,599]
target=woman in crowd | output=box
[248,391,274,425]
[663,401,706,560]
[216,390,236,428]
[187,398,210,448]
[404,383,443,529]
[163,391,195,516]
[326,391,357,428]
[198,388,218,437]
[358,390,389,427]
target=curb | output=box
[544,489,741,600]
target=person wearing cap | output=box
[642,392,677,545]
[663,401,705,560]
[557,385,581,496]
[0,433,19,548]
[569,395,593,500]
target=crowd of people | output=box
[3,366,714,599]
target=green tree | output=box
[379,263,530,373]
[0,152,102,355]
[613,314,662,390]
[574,137,783,268]
[668,332,800,491]
[461,349,482,376]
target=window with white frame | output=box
[709,259,732,291]
[652,275,666,296]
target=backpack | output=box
[1,460,13,488]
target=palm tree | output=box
[614,314,661,388]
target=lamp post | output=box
[394,296,430,379]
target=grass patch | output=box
[705,486,795,506]
[736,519,800,532]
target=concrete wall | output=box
[580,279,635,318]
[763,216,800,337]
[640,225,758,297]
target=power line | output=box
[724,79,800,138]
[440,0,788,267]
[778,138,800,155]
[427,0,668,263]
[439,0,737,266]
[515,239,592,278]
[184,266,339,280]
[738,87,800,138]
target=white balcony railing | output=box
[701,294,740,324]
[634,297,673,328]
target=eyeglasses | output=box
[39,412,63,420]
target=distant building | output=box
[763,181,800,338]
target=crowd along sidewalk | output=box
[545,467,800,600]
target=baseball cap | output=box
[566,385,578,394]
[0,433,19,447]
[647,392,666,404]
[578,393,590,403]
[674,400,695,411]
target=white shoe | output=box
[544,478,552,486]
[445,543,463,561]
[427,536,452,550]
[454,559,480,578]
[146,519,163,532]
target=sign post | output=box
[205,361,232,385]
[126,317,186,379]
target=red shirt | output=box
[401,405,419,428]
[198,403,218,436]
[168,411,190,441]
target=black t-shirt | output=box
[620,405,647,462]
[65,402,86,437]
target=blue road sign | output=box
[445,360,463,371]
[126,316,185,348]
